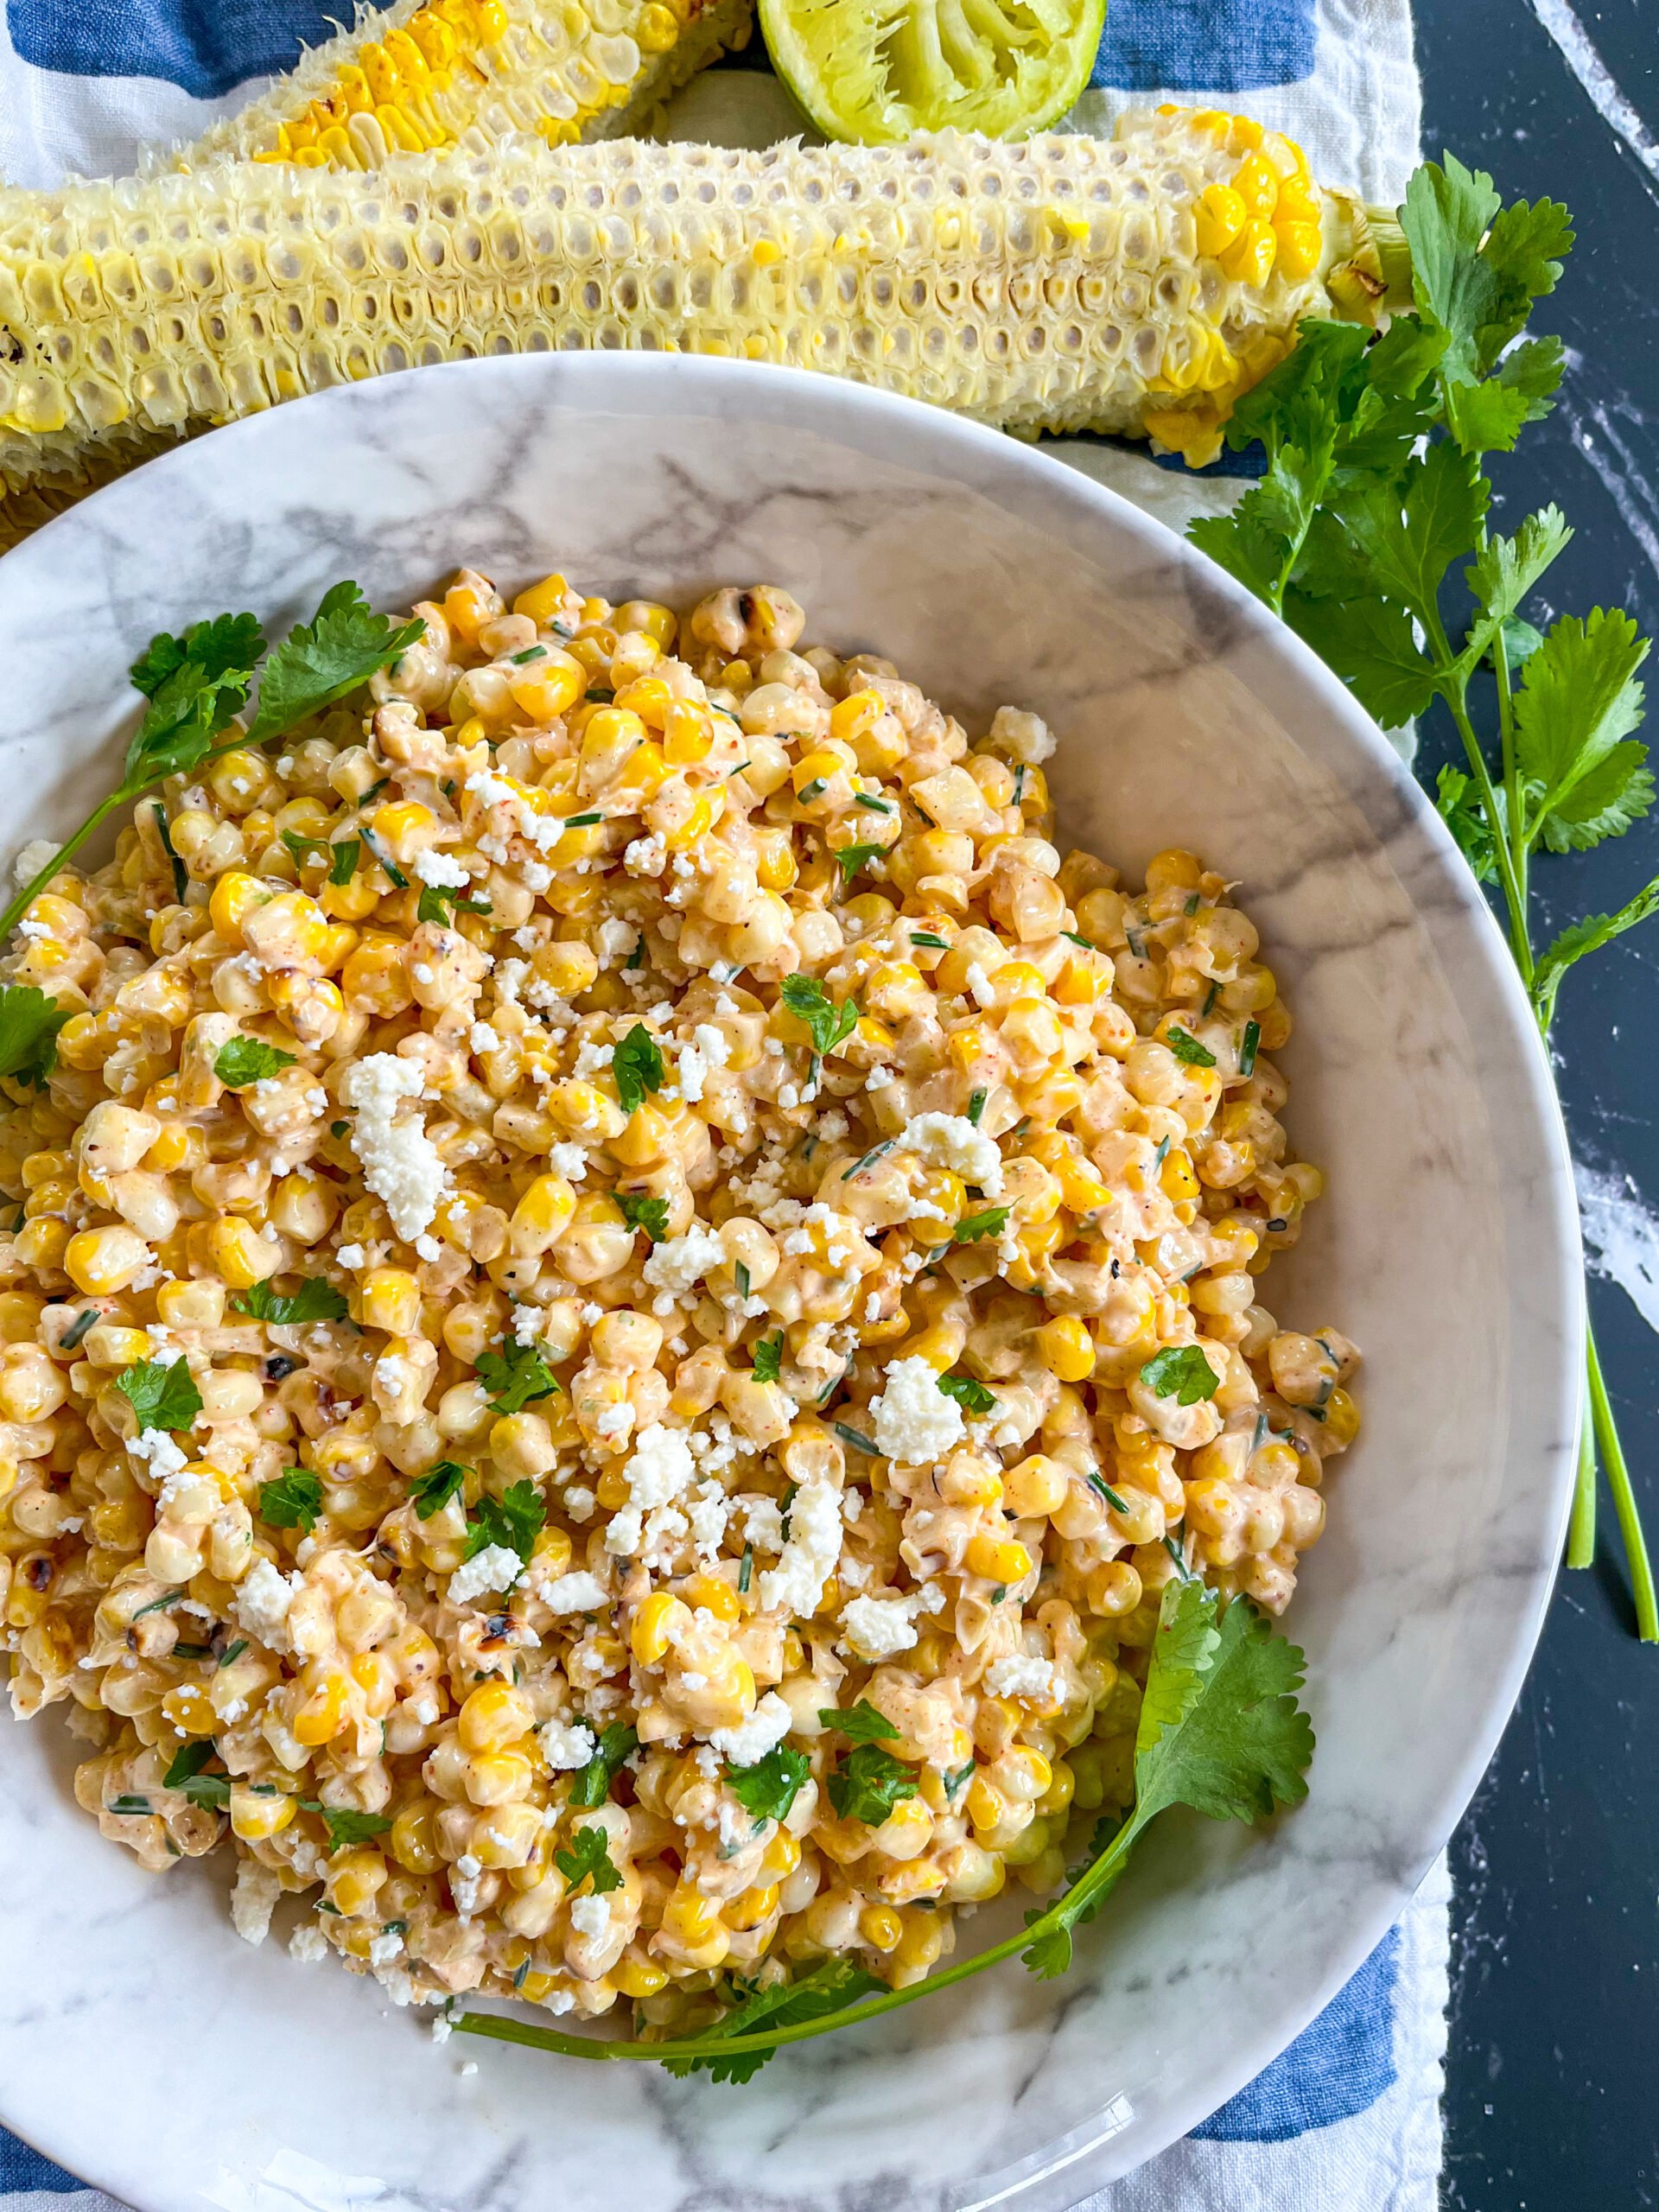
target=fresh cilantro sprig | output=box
[455,1580,1313,2075]
[555,1823,624,1897]
[779,974,859,1056]
[410,1459,468,1519]
[1186,153,1655,1639]
[162,1740,232,1811]
[232,1277,350,1325]
[569,1722,639,1810]
[260,1466,323,1534]
[614,1191,670,1243]
[725,1744,810,1823]
[1140,1346,1219,1407]
[116,1358,203,1433]
[474,1338,562,1414]
[214,1037,297,1089]
[0,987,72,1090]
[463,1479,546,1564]
[613,1025,664,1116]
[1,582,421,944]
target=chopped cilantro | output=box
[953,1206,1009,1244]
[752,1333,784,1385]
[214,1037,296,1089]
[613,1024,664,1116]
[411,1460,468,1520]
[475,1338,562,1414]
[726,1744,810,1822]
[116,1358,203,1433]
[232,1277,349,1325]
[1139,1345,1220,1406]
[614,1191,670,1243]
[260,1466,323,1533]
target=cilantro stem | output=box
[0,786,135,942]
[1436,663,1535,986]
[1567,1376,1598,1572]
[1492,629,1528,912]
[1586,1329,1658,1642]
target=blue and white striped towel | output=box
[0,3,1439,2205]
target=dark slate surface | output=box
[1414,4,1659,2208]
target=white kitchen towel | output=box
[0,3,1441,2207]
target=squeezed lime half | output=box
[760,0,1107,144]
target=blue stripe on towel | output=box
[1092,0,1317,92]
[4,0,340,96]
[1192,1925,1400,2142]
[0,2132,81,2194]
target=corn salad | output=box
[0,573,1359,2030]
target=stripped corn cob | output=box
[0,108,1407,519]
[170,0,753,170]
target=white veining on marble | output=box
[1560,383,1659,583]
[0,355,1580,2212]
[1527,0,1659,201]
[1576,1156,1659,1335]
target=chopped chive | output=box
[855,793,893,814]
[1087,1470,1130,1513]
[1061,929,1095,950]
[738,1545,753,1595]
[1239,1020,1261,1078]
[110,1795,153,1817]
[151,804,188,904]
[1201,981,1220,1019]
[842,1138,896,1181]
[330,1120,349,1139]
[359,824,407,889]
[833,1422,878,1455]
[218,1638,249,1669]
[510,645,547,664]
[1153,1135,1172,1169]
[359,777,390,807]
[911,931,948,949]
[586,687,614,703]
[735,1261,751,1300]
[564,811,605,827]
[728,760,753,779]
[797,778,827,804]
[1185,893,1200,916]
[131,1588,184,1621]
[966,1088,987,1127]
[1014,764,1027,804]
[61,1306,98,1351]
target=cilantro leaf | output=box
[260,1466,323,1533]
[0,985,70,1089]
[410,1459,468,1520]
[1460,505,1572,671]
[612,1024,664,1116]
[725,1744,810,1821]
[953,1206,1009,1244]
[1344,441,1489,621]
[116,1358,203,1433]
[833,842,887,891]
[474,1338,562,1414]
[1513,608,1649,842]
[232,1277,349,1325]
[130,613,264,702]
[779,974,859,1056]
[1434,766,1499,882]
[1283,590,1438,728]
[569,1721,639,1810]
[308,1804,393,1853]
[214,1037,297,1089]
[416,882,490,926]
[281,830,361,887]
[614,1191,669,1243]
[660,1959,883,2084]
[1538,742,1654,854]
[751,1333,784,1385]
[1532,875,1659,1027]
[938,1371,995,1414]
[1165,1027,1216,1068]
[246,583,423,746]
[125,614,264,784]
[556,1822,624,1897]
[818,1699,899,1745]
[827,1743,918,1825]
[162,1740,232,1810]
[463,1479,545,1564]
[1139,1345,1219,1406]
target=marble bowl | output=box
[0,356,1578,2212]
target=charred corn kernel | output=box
[858,1901,903,1953]
[660,1884,721,1946]
[726,1882,779,1930]
[359,1266,421,1334]
[390,1804,442,1874]
[294,1670,351,1745]
[458,1679,534,1752]
[1321,1387,1361,1446]
[1,113,1393,507]
[631,1592,691,1666]
[63,1225,149,1295]
[203,1217,281,1291]
[326,1846,389,1916]
[964,1533,1033,1585]
[613,1954,669,1999]
[231,1786,297,1840]
[512,572,571,626]
[1035,1315,1095,1382]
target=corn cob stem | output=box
[0,110,1400,522]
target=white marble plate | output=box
[0,356,1579,2212]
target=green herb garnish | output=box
[463,1479,546,1565]
[726,1744,810,1822]
[556,1823,624,1897]
[1238,1020,1262,1078]
[952,1206,1009,1244]
[779,974,859,1056]
[569,1722,639,1810]
[163,1741,231,1811]
[614,1192,670,1243]
[214,1037,296,1089]
[260,1466,323,1533]
[834,842,886,891]
[1139,1346,1219,1406]
[819,1700,899,1744]
[232,1277,349,1325]
[938,1371,995,1414]
[613,1024,665,1116]
[1166,1027,1217,1068]
[752,1333,784,1385]
[475,1338,563,1414]
[116,1358,203,1433]
[828,1745,918,1826]
[411,1460,468,1520]
[0,987,72,1090]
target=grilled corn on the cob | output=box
[170,0,753,173]
[0,108,1406,521]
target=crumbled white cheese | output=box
[539,1570,607,1613]
[573,1039,615,1077]
[640,1229,724,1305]
[596,918,638,969]
[289,1923,329,1964]
[568,1893,613,1941]
[871,1354,965,1465]
[447,1544,523,1605]
[11,837,60,889]
[538,1717,598,1770]
[369,1930,405,1967]
[340,1052,449,1243]
[128,1426,189,1485]
[603,1424,696,1557]
[676,1023,731,1105]
[989,704,1056,764]
[985,1654,1055,1700]
[468,1021,502,1055]
[336,1243,367,1270]
[413,847,473,888]
[840,1594,922,1661]
[233,1557,301,1654]
[230,1859,283,1946]
[709,1691,794,1766]
[899,1112,1003,1197]
[757,1475,842,1616]
[624,832,667,876]
[548,1141,588,1180]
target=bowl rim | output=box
[0,351,1582,2208]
